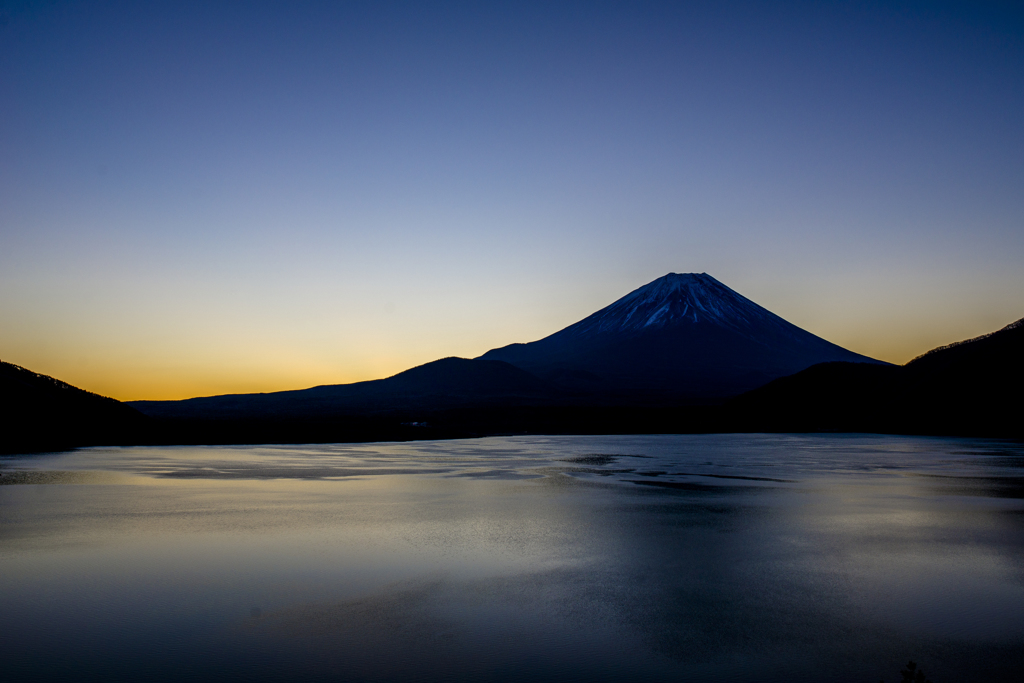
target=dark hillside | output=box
[1,360,151,453]
[728,317,1024,437]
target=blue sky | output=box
[2,1,1022,399]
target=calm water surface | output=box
[2,434,1023,682]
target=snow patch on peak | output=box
[561,272,795,339]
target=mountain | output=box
[728,317,1023,437]
[480,273,885,402]
[1,360,150,453]
[131,273,881,426]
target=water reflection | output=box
[1,434,1023,682]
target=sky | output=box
[1,0,1022,401]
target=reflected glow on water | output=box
[1,434,1023,682]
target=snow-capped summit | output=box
[480,272,885,401]
[562,272,791,339]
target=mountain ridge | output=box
[2,280,1019,450]
[129,357,561,420]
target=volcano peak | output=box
[480,272,883,400]
[562,272,780,338]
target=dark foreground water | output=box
[2,434,1023,683]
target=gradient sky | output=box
[2,0,1022,400]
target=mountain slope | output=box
[1,360,150,453]
[481,273,884,402]
[131,357,556,420]
[728,317,1024,436]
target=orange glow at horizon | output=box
[2,2,1023,404]
[3,296,1018,403]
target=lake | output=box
[2,434,1023,682]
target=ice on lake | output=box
[2,434,1023,682]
